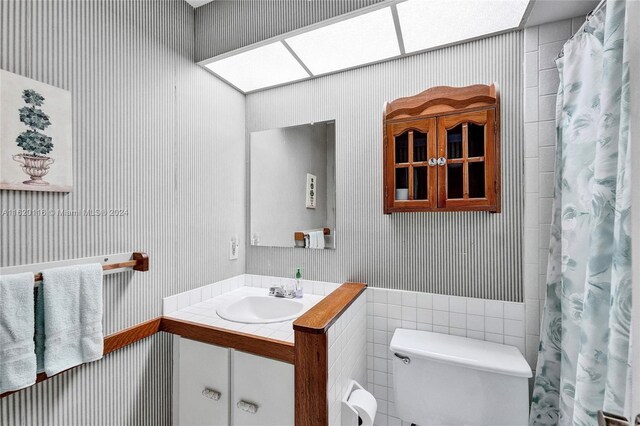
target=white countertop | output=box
[165,286,324,343]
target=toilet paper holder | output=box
[342,380,377,426]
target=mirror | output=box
[250,121,336,249]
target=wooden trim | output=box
[293,282,366,425]
[383,110,389,213]
[293,282,366,334]
[384,204,500,213]
[384,104,500,124]
[437,109,497,211]
[485,109,497,208]
[160,317,294,364]
[0,317,162,399]
[494,85,502,213]
[384,119,436,213]
[294,331,328,426]
[408,130,414,200]
[462,123,469,199]
[104,317,161,354]
[385,84,498,120]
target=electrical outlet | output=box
[229,236,239,260]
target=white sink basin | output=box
[216,296,305,324]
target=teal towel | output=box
[34,285,44,373]
[41,264,104,376]
[0,272,37,393]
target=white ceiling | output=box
[184,0,214,9]
[198,0,601,93]
[525,0,599,27]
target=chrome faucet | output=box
[269,285,296,299]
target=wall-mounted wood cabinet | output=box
[383,84,501,213]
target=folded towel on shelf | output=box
[41,263,104,376]
[308,230,325,250]
[307,231,316,248]
[0,272,37,393]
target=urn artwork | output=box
[12,89,55,185]
[0,69,73,193]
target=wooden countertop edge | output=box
[293,282,367,334]
[159,317,295,364]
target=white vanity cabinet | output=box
[174,337,294,426]
[177,338,230,426]
[232,350,294,426]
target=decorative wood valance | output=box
[385,84,499,121]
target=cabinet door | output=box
[384,118,437,212]
[231,350,294,426]
[177,338,230,426]
[436,109,497,210]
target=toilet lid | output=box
[390,329,532,378]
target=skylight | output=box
[204,42,310,92]
[396,0,529,53]
[200,1,532,93]
[285,7,400,76]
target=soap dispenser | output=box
[295,267,303,298]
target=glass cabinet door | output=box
[436,109,496,209]
[385,118,437,211]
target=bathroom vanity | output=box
[163,277,367,426]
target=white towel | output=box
[0,272,36,393]
[309,231,325,250]
[41,263,103,376]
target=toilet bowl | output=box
[390,329,532,426]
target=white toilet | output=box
[390,329,532,426]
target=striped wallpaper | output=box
[1,0,525,424]
[0,0,245,424]
[245,31,524,302]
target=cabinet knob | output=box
[202,388,221,401]
[428,158,437,167]
[237,400,259,414]
[437,157,447,166]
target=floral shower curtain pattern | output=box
[530,1,632,425]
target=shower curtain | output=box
[529,1,632,425]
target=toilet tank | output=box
[390,329,532,426]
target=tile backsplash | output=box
[365,287,526,426]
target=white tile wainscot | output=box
[327,294,367,426]
[365,287,525,426]
[163,274,338,342]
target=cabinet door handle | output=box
[202,388,221,401]
[428,157,437,167]
[437,157,447,166]
[237,400,259,414]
